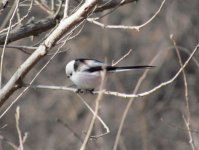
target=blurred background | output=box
[0,0,199,149]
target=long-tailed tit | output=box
[65,58,154,92]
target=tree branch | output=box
[0,0,98,108]
[0,0,136,44]
[21,43,199,99]
[95,0,138,12]
[0,16,59,45]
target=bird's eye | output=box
[67,72,72,78]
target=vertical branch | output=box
[0,0,20,88]
[77,94,110,138]
[171,35,195,150]
[51,0,55,12]
[16,3,22,27]
[80,70,106,150]
[15,106,23,150]
[170,35,190,119]
[64,0,70,18]
[113,50,161,150]
[0,0,17,30]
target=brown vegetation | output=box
[0,0,198,149]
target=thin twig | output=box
[171,35,190,119]
[16,3,22,27]
[71,0,84,14]
[0,45,69,56]
[0,0,34,87]
[77,94,110,138]
[57,118,83,142]
[0,30,72,119]
[109,43,198,98]
[0,0,20,88]
[113,47,161,150]
[167,45,199,68]
[35,0,53,15]
[95,0,137,13]
[51,0,55,12]
[113,43,198,150]
[21,41,198,98]
[64,0,70,18]
[171,35,195,150]
[183,115,196,150]
[0,45,36,54]
[112,49,133,66]
[0,0,34,34]
[0,0,98,108]
[57,20,86,44]
[87,0,166,31]
[0,123,7,129]
[161,118,199,134]
[94,0,126,21]
[80,70,106,150]
[15,106,23,150]
[0,0,16,30]
[0,135,18,150]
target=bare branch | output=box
[95,0,138,12]
[20,41,199,99]
[0,0,33,33]
[80,70,106,150]
[114,43,198,150]
[113,46,161,150]
[0,0,20,88]
[0,135,18,150]
[0,17,59,45]
[171,35,196,150]
[15,106,24,150]
[0,0,98,108]
[183,115,196,150]
[112,49,133,66]
[64,0,70,18]
[57,118,83,142]
[109,43,198,98]
[0,0,60,44]
[77,94,110,138]
[0,1,16,30]
[167,45,199,69]
[0,30,71,119]
[88,0,166,31]
[51,0,55,12]
[35,0,54,15]
[0,0,137,44]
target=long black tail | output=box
[85,65,154,73]
[106,66,154,72]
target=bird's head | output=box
[65,60,75,78]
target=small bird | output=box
[65,58,154,92]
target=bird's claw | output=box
[85,89,94,94]
[75,89,94,94]
[75,89,84,93]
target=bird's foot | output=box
[75,89,94,94]
[75,89,84,93]
[85,89,94,94]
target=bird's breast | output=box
[71,72,101,89]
